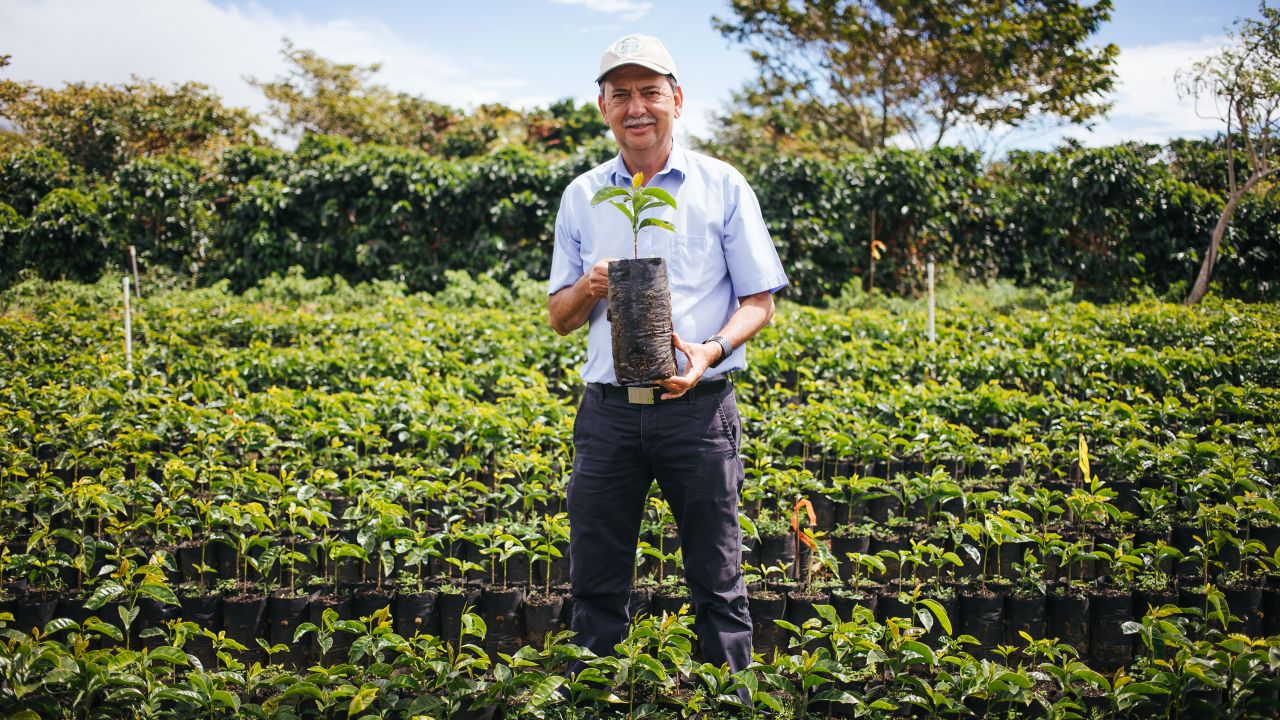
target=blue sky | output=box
[0,0,1266,152]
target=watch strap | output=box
[706,335,733,368]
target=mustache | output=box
[623,116,656,128]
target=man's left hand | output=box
[657,331,720,400]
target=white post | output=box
[927,262,936,343]
[129,245,140,298]
[123,276,133,376]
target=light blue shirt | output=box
[549,144,789,385]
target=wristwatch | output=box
[705,335,733,368]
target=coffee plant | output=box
[0,271,1278,717]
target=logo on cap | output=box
[616,36,641,56]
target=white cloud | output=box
[548,0,652,22]
[0,0,529,122]
[1076,36,1228,145]
[984,36,1231,152]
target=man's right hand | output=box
[549,257,619,336]
[588,258,616,299]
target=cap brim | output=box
[596,60,676,84]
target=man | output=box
[547,34,787,675]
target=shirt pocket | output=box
[665,234,718,291]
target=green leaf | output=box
[609,200,635,222]
[84,616,123,642]
[211,690,240,711]
[331,544,367,560]
[461,612,487,640]
[42,617,79,635]
[285,683,325,701]
[815,603,839,625]
[526,675,565,707]
[591,186,629,206]
[759,692,785,712]
[137,582,179,606]
[639,186,677,208]
[638,218,676,233]
[348,685,378,716]
[148,646,189,665]
[901,640,936,665]
[1072,667,1111,691]
[919,598,952,635]
[293,622,318,642]
[85,582,124,610]
[773,619,801,635]
[1119,682,1170,696]
[996,671,1032,689]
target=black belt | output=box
[590,376,730,405]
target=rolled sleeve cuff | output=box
[734,273,789,299]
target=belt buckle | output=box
[626,386,656,405]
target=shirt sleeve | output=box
[548,185,585,296]
[722,170,789,298]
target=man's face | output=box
[597,65,683,159]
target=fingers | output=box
[659,331,700,399]
[660,379,691,399]
[588,258,618,299]
[671,330,692,356]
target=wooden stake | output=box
[129,245,141,298]
[867,209,878,293]
[927,262,936,343]
[123,276,133,377]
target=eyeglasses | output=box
[604,88,673,108]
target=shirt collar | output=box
[609,142,689,186]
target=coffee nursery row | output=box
[1,271,1279,718]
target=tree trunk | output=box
[1184,168,1275,305]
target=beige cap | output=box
[596,34,678,84]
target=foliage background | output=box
[0,32,1276,304]
[1,135,1276,303]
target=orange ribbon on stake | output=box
[791,498,818,551]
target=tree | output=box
[696,82,891,166]
[0,65,259,176]
[1178,1,1280,305]
[713,0,1119,151]
[252,41,606,158]
[523,98,609,154]
[249,38,460,150]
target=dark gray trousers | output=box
[567,382,753,672]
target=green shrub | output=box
[0,201,25,286]
[1,134,1273,302]
[0,146,80,215]
[18,187,112,282]
[434,268,512,308]
[294,132,355,161]
[220,143,287,186]
[106,154,214,276]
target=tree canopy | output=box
[248,39,459,151]
[0,62,259,176]
[250,39,606,158]
[713,0,1120,154]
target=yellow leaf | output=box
[1078,434,1090,481]
[870,239,886,261]
[632,171,644,189]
